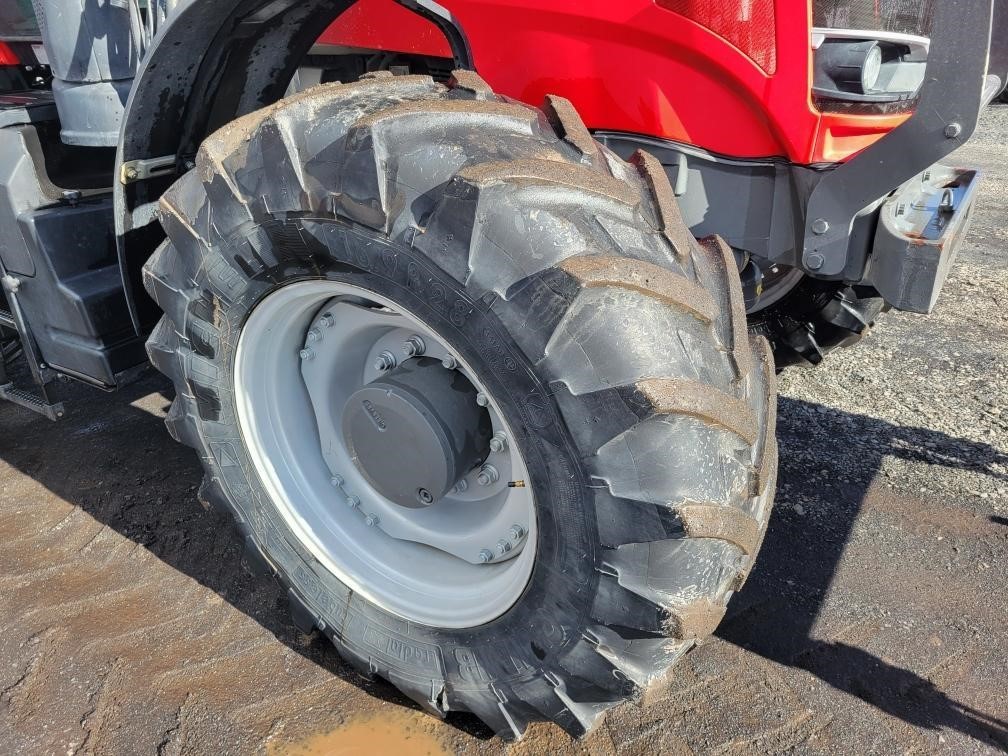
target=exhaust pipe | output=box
[31,0,140,147]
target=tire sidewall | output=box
[192,216,601,693]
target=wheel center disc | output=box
[341,357,491,508]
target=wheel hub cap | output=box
[341,358,491,507]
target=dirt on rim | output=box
[1,108,1007,755]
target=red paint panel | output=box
[319,0,451,58]
[320,0,905,164]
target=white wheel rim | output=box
[233,280,537,628]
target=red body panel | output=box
[320,0,908,164]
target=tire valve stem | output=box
[508,480,526,488]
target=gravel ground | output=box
[0,107,1006,756]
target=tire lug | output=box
[489,432,508,454]
[475,392,489,408]
[441,355,458,370]
[402,335,426,357]
[374,351,397,371]
[496,540,512,556]
[299,348,315,361]
[477,465,499,487]
[479,549,494,564]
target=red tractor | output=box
[0,0,1004,740]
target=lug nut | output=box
[476,392,489,408]
[442,356,458,370]
[319,313,335,328]
[347,495,360,509]
[489,432,508,454]
[374,351,397,371]
[510,524,525,541]
[365,513,380,527]
[330,475,344,487]
[477,465,499,487]
[402,335,426,357]
[453,479,469,494]
[496,540,512,556]
[307,328,322,343]
[478,549,494,564]
[299,348,315,361]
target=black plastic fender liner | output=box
[114,0,472,336]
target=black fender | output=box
[114,0,471,334]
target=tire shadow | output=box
[718,396,1008,750]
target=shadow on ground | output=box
[1,374,1006,747]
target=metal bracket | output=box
[802,0,995,278]
[120,155,177,185]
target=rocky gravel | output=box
[0,107,1006,755]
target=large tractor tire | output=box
[143,71,777,739]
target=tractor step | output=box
[0,382,65,420]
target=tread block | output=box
[701,235,754,379]
[632,149,696,260]
[630,378,758,445]
[543,94,598,159]
[559,255,718,323]
[675,504,761,556]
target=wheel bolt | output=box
[442,356,458,370]
[365,513,379,527]
[489,432,508,454]
[374,351,397,371]
[319,313,335,328]
[477,465,499,487]
[510,524,525,541]
[476,392,489,408]
[453,479,468,494]
[347,495,361,509]
[402,335,426,357]
[299,348,315,361]
[479,549,494,564]
[496,540,512,556]
[330,475,344,487]
[307,328,323,343]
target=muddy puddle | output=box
[269,709,452,756]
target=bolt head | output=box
[805,253,825,271]
[476,392,489,408]
[330,475,344,487]
[124,167,138,180]
[811,218,830,236]
[477,465,499,487]
[442,356,458,370]
[348,495,360,509]
[365,513,379,527]
[307,328,322,343]
[479,549,494,564]
[320,313,335,328]
[453,479,469,494]
[496,540,512,556]
[374,351,397,371]
[299,348,315,361]
[944,122,963,139]
[510,524,525,541]
[489,432,508,454]
[402,335,426,357]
